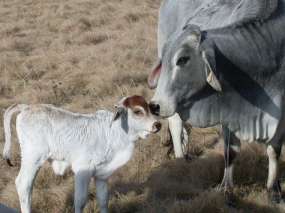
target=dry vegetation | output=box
[0,0,285,212]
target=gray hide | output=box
[158,0,278,58]
[153,1,285,143]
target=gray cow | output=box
[150,0,278,159]
[149,0,284,203]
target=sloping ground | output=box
[0,0,285,212]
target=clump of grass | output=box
[147,154,224,200]
[80,31,110,45]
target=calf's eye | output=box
[133,109,144,116]
[176,56,190,67]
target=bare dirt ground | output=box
[0,0,285,212]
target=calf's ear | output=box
[148,59,162,89]
[112,97,128,122]
[202,51,222,92]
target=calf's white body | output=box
[3,96,160,213]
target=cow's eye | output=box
[133,109,144,116]
[176,56,190,67]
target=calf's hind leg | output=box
[16,150,47,213]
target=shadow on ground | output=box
[108,146,285,213]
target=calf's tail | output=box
[3,104,27,166]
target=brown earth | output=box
[0,0,285,212]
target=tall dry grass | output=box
[0,0,285,212]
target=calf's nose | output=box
[149,102,160,116]
[152,121,161,133]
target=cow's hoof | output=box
[268,190,282,204]
[224,190,237,208]
[184,153,194,161]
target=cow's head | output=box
[113,95,161,139]
[148,25,221,118]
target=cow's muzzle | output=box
[149,102,160,116]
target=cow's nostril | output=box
[149,102,160,116]
[153,122,161,133]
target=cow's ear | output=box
[183,25,202,50]
[112,97,128,122]
[148,60,162,89]
[202,51,222,92]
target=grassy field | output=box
[0,0,285,212]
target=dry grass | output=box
[0,0,285,212]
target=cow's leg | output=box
[74,170,92,213]
[95,178,109,213]
[181,125,190,157]
[266,142,282,203]
[168,113,188,158]
[219,126,241,193]
[16,150,46,213]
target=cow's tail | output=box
[3,104,27,166]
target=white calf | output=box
[2,95,161,213]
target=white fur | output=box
[267,145,278,189]
[3,103,157,213]
[220,165,234,190]
[168,113,188,158]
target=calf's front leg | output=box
[74,170,92,213]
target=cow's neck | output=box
[182,83,283,142]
